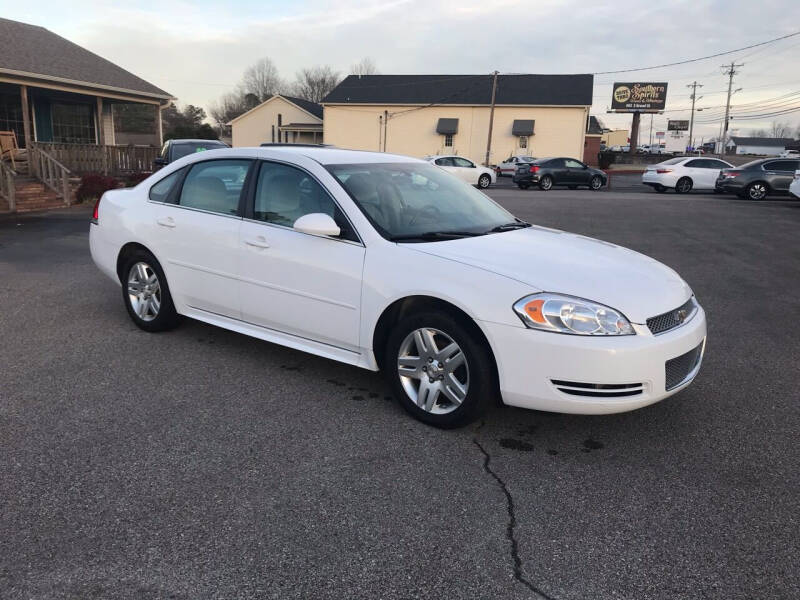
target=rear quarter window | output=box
[148,169,183,202]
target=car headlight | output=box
[512,293,635,336]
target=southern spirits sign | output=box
[668,120,689,131]
[611,82,668,112]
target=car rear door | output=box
[546,158,567,184]
[237,159,365,350]
[764,160,800,192]
[149,158,252,318]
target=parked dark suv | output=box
[512,157,607,191]
[154,139,228,169]
[716,158,800,200]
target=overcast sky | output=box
[6,0,800,140]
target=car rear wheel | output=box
[539,175,553,191]
[121,250,180,332]
[746,182,768,200]
[590,175,603,190]
[385,312,494,428]
[478,174,491,189]
[675,177,693,194]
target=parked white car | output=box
[424,155,496,188]
[790,170,800,199]
[779,149,799,158]
[90,147,706,427]
[642,156,733,193]
[496,155,536,177]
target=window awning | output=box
[512,120,534,136]
[436,118,459,135]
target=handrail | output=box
[29,146,72,205]
[0,159,16,212]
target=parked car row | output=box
[642,156,800,200]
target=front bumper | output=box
[480,305,707,414]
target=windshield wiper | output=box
[487,221,532,233]
[389,230,485,242]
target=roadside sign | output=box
[611,82,668,112]
[668,120,689,131]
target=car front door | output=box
[149,158,251,319]
[564,158,590,184]
[237,160,365,350]
[764,160,800,192]
[452,157,479,184]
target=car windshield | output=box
[328,162,519,241]
[172,141,226,160]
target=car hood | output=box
[406,226,692,323]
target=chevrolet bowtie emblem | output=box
[675,309,689,323]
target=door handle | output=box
[156,217,176,228]
[245,236,270,249]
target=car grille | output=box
[551,380,644,398]
[647,297,697,335]
[664,342,704,391]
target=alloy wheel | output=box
[748,183,767,200]
[540,176,553,190]
[676,178,692,193]
[590,176,602,190]
[478,174,491,188]
[397,327,469,414]
[127,261,161,322]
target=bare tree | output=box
[240,57,285,102]
[751,128,768,137]
[350,57,379,76]
[770,121,791,138]
[208,92,253,136]
[291,66,341,103]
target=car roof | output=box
[170,139,227,145]
[185,146,427,166]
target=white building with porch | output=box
[228,95,323,147]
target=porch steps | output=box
[11,177,70,213]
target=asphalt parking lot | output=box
[1,188,799,599]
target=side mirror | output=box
[293,213,340,237]
[583,164,589,169]
[153,157,167,167]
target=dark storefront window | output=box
[0,91,25,148]
[51,103,96,144]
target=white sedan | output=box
[642,156,733,193]
[90,147,706,428]
[790,170,800,199]
[424,155,496,188]
[496,155,536,177]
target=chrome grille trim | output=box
[647,297,698,335]
[551,380,644,398]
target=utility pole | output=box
[649,114,653,147]
[720,62,742,155]
[484,71,499,166]
[629,112,640,154]
[687,81,703,152]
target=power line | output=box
[589,30,800,75]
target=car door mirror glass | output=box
[293,213,341,237]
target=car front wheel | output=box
[478,174,491,189]
[385,312,495,428]
[121,250,180,332]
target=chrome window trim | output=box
[145,199,243,221]
[241,217,365,248]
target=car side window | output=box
[548,158,565,168]
[453,157,474,168]
[178,159,250,216]
[565,159,583,168]
[766,160,796,172]
[435,157,453,167]
[253,161,358,242]
[685,159,704,168]
[149,169,182,202]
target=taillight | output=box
[656,169,672,174]
[724,171,740,178]
[91,196,101,224]
[529,165,540,174]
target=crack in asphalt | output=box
[473,439,556,600]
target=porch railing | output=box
[0,159,16,212]
[32,143,159,175]
[29,146,71,205]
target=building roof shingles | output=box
[729,137,795,147]
[282,95,324,119]
[0,17,171,98]
[323,74,593,106]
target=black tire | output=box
[517,183,530,190]
[539,175,553,191]
[745,181,768,201]
[120,249,180,332]
[589,175,604,191]
[478,174,491,189]
[654,184,667,193]
[568,185,577,190]
[675,177,693,194]
[384,311,496,428]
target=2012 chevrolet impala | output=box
[90,147,706,427]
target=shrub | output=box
[75,173,120,204]
[122,172,150,187]
[598,152,617,170]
